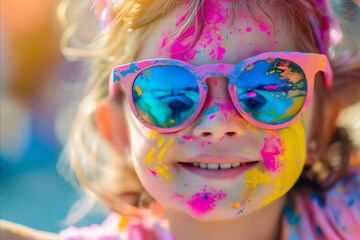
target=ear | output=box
[95,99,132,166]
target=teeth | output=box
[220,164,232,169]
[185,162,256,169]
[231,162,240,168]
[208,163,219,169]
[192,162,200,167]
[200,163,208,169]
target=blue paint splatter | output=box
[316,225,324,236]
[119,63,141,77]
[310,194,325,207]
[176,137,185,144]
[202,105,220,116]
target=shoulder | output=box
[59,212,175,240]
[283,167,360,240]
[59,212,125,240]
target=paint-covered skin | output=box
[122,0,315,221]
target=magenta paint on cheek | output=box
[186,185,228,216]
[146,167,157,177]
[260,135,284,172]
[246,27,252,32]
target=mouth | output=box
[178,154,260,179]
[179,161,258,170]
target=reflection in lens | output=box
[236,58,307,125]
[133,65,199,128]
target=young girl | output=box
[2,0,360,239]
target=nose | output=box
[192,77,247,140]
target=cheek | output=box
[130,129,176,181]
[260,119,306,206]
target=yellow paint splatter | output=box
[246,64,254,70]
[145,70,151,76]
[261,120,306,206]
[149,130,158,139]
[245,148,250,152]
[170,119,175,123]
[118,216,128,229]
[145,147,156,164]
[216,31,230,46]
[241,167,271,204]
[158,136,175,164]
[230,202,240,208]
[135,85,142,96]
[266,58,275,63]
[157,136,165,148]
[153,165,173,179]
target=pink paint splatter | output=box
[267,32,271,36]
[146,167,157,177]
[209,114,216,119]
[247,92,257,97]
[246,27,252,32]
[260,136,283,172]
[216,46,226,61]
[170,193,186,199]
[187,186,227,216]
[259,24,267,32]
[219,136,225,141]
[183,135,196,141]
[264,85,279,90]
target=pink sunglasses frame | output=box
[109,51,333,133]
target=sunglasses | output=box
[109,51,333,133]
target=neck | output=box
[164,195,286,240]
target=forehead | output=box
[136,1,298,65]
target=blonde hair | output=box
[58,0,360,219]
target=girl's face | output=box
[123,1,311,220]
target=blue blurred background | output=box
[0,0,107,233]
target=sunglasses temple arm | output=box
[322,56,334,90]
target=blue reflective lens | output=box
[236,58,307,124]
[133,66,199,128]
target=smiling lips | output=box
[178,154,260,170]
